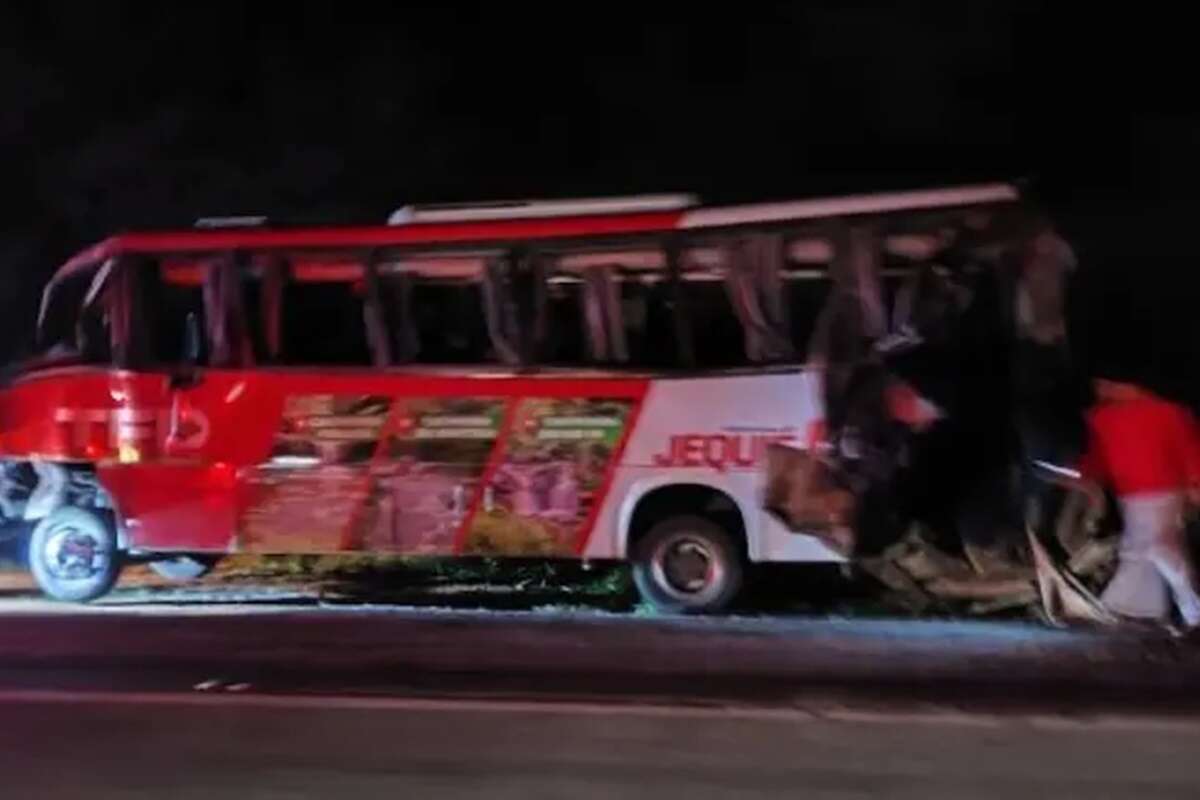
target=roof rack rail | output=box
[388,194,698,225]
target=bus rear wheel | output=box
[632,515,743,614]
[28,507,121,603]
[148,555,220,582]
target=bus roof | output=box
[54,182,1019,280]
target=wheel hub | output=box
[651,533,726,603]
[663,539,713,593]
[44,527,106,581]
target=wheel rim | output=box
[41,524,109,582]
[650,532,725,605]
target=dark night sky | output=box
[1,2,1197,384]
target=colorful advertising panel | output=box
[238,392,637,556]
[464,397,636,556]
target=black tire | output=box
[632,515,743,614]
[28,507,121,603]
[148,555,220,582]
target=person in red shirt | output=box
[1078,377,1200,628]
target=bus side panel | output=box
[757,512,846,562]
[228,373,650,558]
[0,368,248,554]
[116,369,280,552]
[0,369,136,461]
[583,468,760,559]
[457,392,647,558]
[583,371,842,563]
[100,463,239,552]
[0,368,838,562]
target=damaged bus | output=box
[0,183,1070,612]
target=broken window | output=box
[621,271,681,368]
[376,253,500,365]
[715,234,795,364]
[538,247,681,369]
[536,270,590,366]
[278,274,372,367]
[537,237,830,371]
[678,273,746,369]
[36,263,111,363]
[139,257,208,366]
[245,257,287,365]
[786,270,834,362]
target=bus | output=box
[0,183,1033,611]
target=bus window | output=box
[284,283,372,367]
[538,274,589,365]
[412,277,492,362]
[409,280,492,364]
[279,277,373,367]
[376,254,497,365]
[240,264,269,365]
[782,237,834,360]
[786,269,833,359]
[144,259,208,366]
[619,274,680,368]
[679,238,793,370]
[880,259,915,334]
[36,266,111,363]
[677,273,745,369]
[692,235,813,367]
[539,248,682,369]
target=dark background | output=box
[0,3,1196,393]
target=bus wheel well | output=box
[626,484,747,561]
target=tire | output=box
[632,515,743,614]
[148,555,220,582]
[28,507,121,603]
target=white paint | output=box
[680,184,1018,229]
[389,194,698,224]
[224,381,247,404]
[583,371,839,563]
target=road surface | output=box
[0,601,1197,709]
[3,602,1200,796]
[4,690,1200,798]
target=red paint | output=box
[100,463,239,553]
[805,419,827,449]
[681,436,705,467]
[453,398,520,554]
[56,211,685,276]
[335,396,407,552]
[0,366,650,555]
[651,432,796,473]
[573,392,646,555]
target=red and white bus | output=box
[0,183,1025,610]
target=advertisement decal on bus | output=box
[237,391,644,557]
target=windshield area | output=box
[34,261,114,366]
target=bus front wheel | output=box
[28,507,121,603]
[632,515,743,614]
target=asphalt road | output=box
[0,603,1198,712]
[3,691,1199,799]
[3,603,1200,796]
